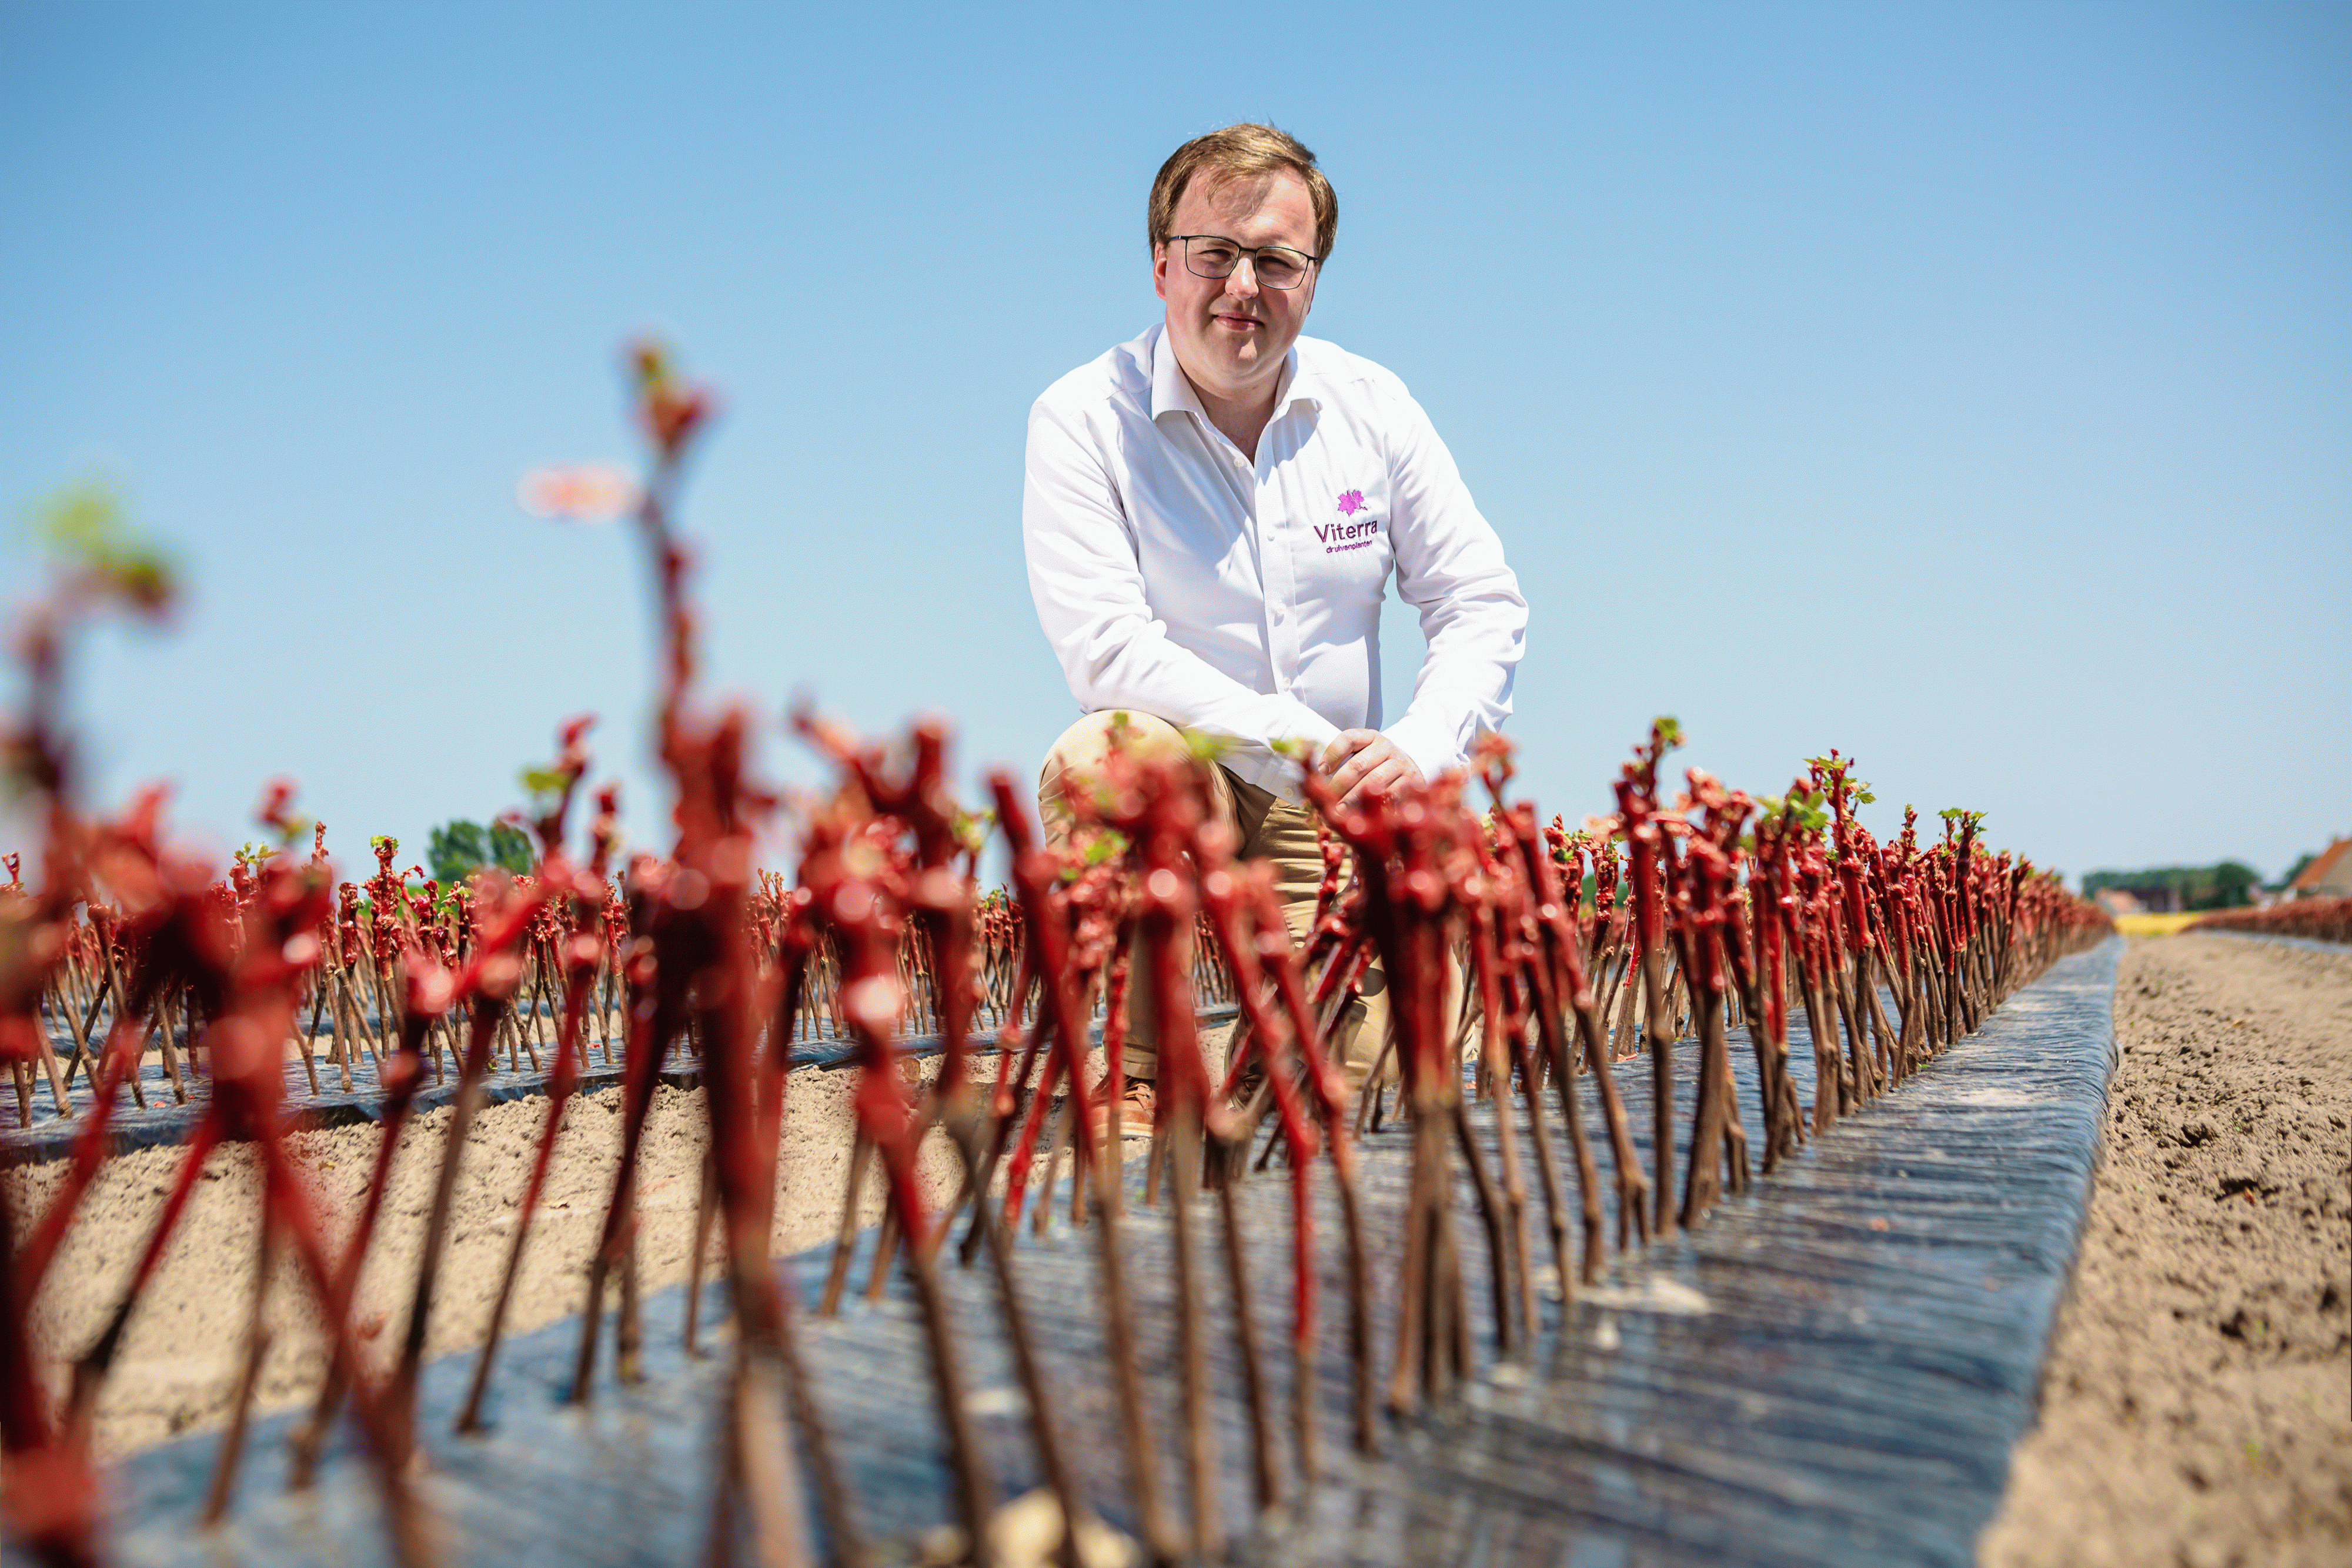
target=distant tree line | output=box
[425,818,534,885]
[2080,862,2259,910]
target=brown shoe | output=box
[1088,1077,1155,1149]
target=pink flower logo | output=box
[1336,489,1365,516]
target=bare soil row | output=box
[1981,934,2352,1568]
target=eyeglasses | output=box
[1167,233,1318,290]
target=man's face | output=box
[1154,168,1319,407]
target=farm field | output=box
[2112,912,2207,938]
[26,937,2343,1564]
[1981,934,2352,1568]
[0,346,2127,1566]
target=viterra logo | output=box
[1318,488,1379,553]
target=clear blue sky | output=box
[4,2,2346,887]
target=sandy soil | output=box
[1,1027,1220,1462]
[1980,935,2352,1568]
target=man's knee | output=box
[1041,710,1191,779]
[1037,710,1194,845]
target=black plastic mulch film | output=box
[36,940,2122,1568]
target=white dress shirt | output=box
[1024,324,1528,800]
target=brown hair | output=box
[1148,123,1338,263]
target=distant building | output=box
[2094,885,2177,917]
[2290,837,2352,899]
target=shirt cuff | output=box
[1382,712,1465,784]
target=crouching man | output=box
[1022,123,1528,1139]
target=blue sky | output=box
[3,2,2346,887]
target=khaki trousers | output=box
[1037,710,1393,1088]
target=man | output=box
[1023,123,1526,1136]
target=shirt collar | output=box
[1148,323,1318,429]
[1147,324,1201,423]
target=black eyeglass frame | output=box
[1164,233,1322,290]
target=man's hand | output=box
[1319,729,1424,811]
